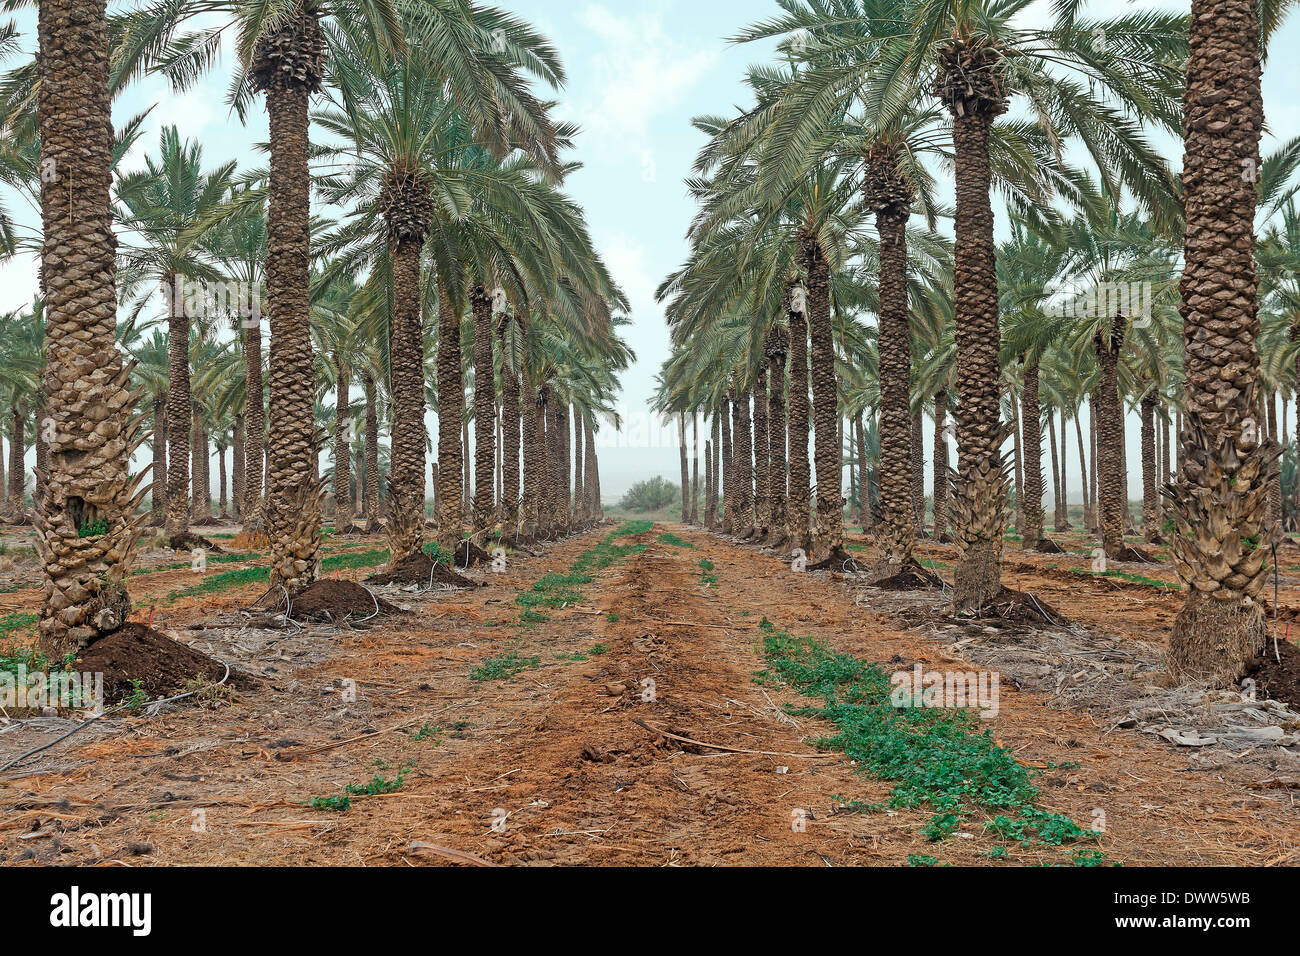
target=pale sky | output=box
[2,1,1298,504]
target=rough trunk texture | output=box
[333,358,351,525]
[786,289,812,551]
[164,280,191,543]
[1095,318,1127,560]
[521,375,541,535]
[242,310,265,532]
[799,230,841,558]
[36,0,143,655]
[732,388,754,535]
[470,285,496,537]
[941,43,1011,611]
[498,317,521,531]
[8,406,26,519]
[720,394,735,534]
[363,371,380,530]
[150,397,167,522]
[255,9,326,594]
[932,391,948,541]
[386,239,427,560]
[572,405,585,524]
[1076,409,1093,531]
[678,412,690,524]
[1168,0,1276,684]
[585,414,601,520]
[1141,390,1160,543]
[752,372,770,535]
[435,284,463,553]
[765,323,789,546]
[1047,410,1062,535]
[1020,358,1044,550]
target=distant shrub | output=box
[619,476,679,512]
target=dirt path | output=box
[2,523,1297,866]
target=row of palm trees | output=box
[1,0,630,659]
[657,0,1297,686]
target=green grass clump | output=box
[469,650,540,681]
[77,518,109,539]
[309,794,351,811]
[658,532,694,549]
[322,548,390,572]
[756,618,1099,858]
[1071,567,1175,590]
[699,558,718,586]
[168,565,270,600]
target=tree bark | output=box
[333,356,351,526]
[786,288,812,551]
[36,0,139,654]
[435,283,463,553]
[1020,358,1044,549]
[386,239,427,559]
[470,285,496,537]
[799,229,842,560]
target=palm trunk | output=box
[942,55,1011,610]
[677,412,689,523]
[7,404,25,518]
[574,403,585,522]
[766,325,789,545]
[1141,390,1160,543]
[787,288,812,551]
[1095,320,1127,559]
[232,413,244,520]
[856,413,870,530]
[1056,408,1072,531]
[242,309,264,531]
[584,413,600,520]
[255,8,325,593]
[720,394,735,534]
[799,229,842,560]
[35,0,141,654]
[703,437,714,530]
[1047,409,1062,537]
[333,358,352,526]
[752,371,770,535]
[470,285,496,537]
[1074,410,1091,531]
[874,200,914,569]
[164,278,192,544]
[521,374,541,535]
[1168,0,1274,684]
[386,239,427,559]
[733,387,754,535]
[435,283,463,553]
[150,397,167,522]
[932,391,949,541]
[690,414,700,525]
[217,443,228,518]
[363,371,380,530]
[1010,392,1024,536]
[910,404,925,536]
[498,318,521,531]
[1020,358,1044,550]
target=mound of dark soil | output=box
[77,623,231,705]
[965,587,1068,627]
[1115,545,1156,564]
[872,559,945,591]
[290,579,401,624]
[1034,539,1065,555]
[1244,638,1300,711]
[366,550,475,588]
[808,547,863,572]
[455,541,492,567]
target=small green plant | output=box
[658,532,694,549]
[345,762,412,796]
[606,612,620,623]
[411,724,441,742]
[588,642,609,655]
[699,558,718,586]
[469,650,540,681]
[309,794,352,811]
[123,679,148,713]
[77,518,110,539]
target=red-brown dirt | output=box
[1,523,1297,866]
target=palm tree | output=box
[1165,0,1279,683]
[32,0,145,656]
[138,0,565,591]
[116,125,236,549]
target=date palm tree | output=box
[138,0,565,592]
[743,0,1185,608]
[30,0,147,656]
[116,125,236,549]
